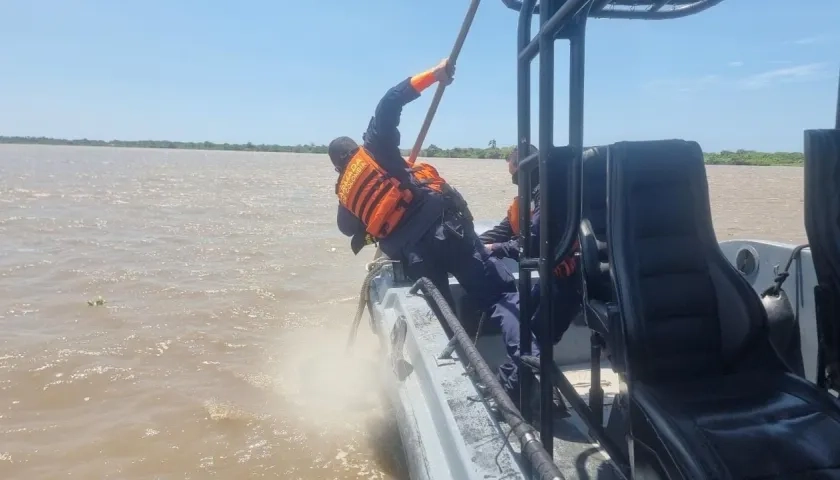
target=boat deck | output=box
[369,271,623,480]
[474,332,622,479]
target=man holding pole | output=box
[329,60,520,326]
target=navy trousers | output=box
[497,271,582,401]
[401,212,520,325]
[400,213,581,404]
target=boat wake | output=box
[273,323,386,431]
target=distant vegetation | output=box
[0,136,804,166]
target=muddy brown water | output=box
[0,145,806,479]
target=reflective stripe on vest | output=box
[336,147,414,238]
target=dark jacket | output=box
[483,186,581,336]
[336,78,444,258]
[479,185,541,260]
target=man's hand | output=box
[485,244,505,258]
[433,58,455,86]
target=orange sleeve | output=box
[410,69,436,93]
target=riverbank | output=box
[0,136,804,166]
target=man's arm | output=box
[363,60,453,181]
[337,205,365,237]
[478,217,515,244]
[487,210,541,261]
[488,239,521,261]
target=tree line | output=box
[0,136,804,166]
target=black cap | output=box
[328,136,359,170]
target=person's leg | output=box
[530,270,583,345]
[549,272,582,344]
[495,291,540,401]
[400,221,457,310]
[399,221,460,339]
[437,215,516,311]
[430,217,541,406]
[414,214,562,419]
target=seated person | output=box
[479,146,582,420]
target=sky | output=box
[0,0,838,152]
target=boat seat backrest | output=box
[805,130,840,287]
[580,146,610,301]
[804,130,840,305]
[804,129,840,384]
[542,146,578,261]
[607,140,772,384]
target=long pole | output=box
[407,0,482,166]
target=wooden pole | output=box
[407,0,482,166]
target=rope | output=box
[345,257,396,351]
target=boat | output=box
[349,1,840,478]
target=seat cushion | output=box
[634,372,840,479]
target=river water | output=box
[0,145,806,479]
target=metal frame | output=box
[503,0,727,477]
[512,0,590,470]
[502,0,724,19]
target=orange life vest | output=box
[507,196,532,236]
[507,196,580,278]
[336,147,414,238]
[553,239,580,278]
[410,163,446,193]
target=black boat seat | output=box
[542,146,582,333]
[580,146,612,336]
[804,129,840,390]
[543,146,577,261]
[633,371,840,479]
[608,139,840,479]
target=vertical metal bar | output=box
[568,19,586,149]
[835,67,839,130]
[537,0,556,453]
[590,332,603,425]
[556,12,584,285]
[516,4,537,477]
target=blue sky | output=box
[1,1,837,152]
